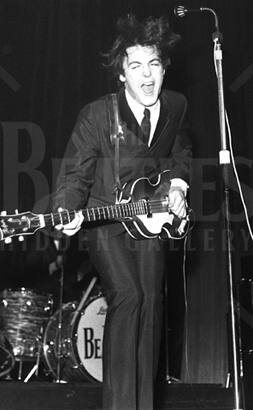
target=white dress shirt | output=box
[125,89,160,146]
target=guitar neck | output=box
[43,201,149,228]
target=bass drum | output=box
[43,295,107,383]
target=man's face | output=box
[119,45,165,107]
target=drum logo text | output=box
[83,328,102,359]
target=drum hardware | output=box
[54,241,98,384]
[23,336,42,382]
[0,334,15,379]
[43,283,107,383]
[70,276,98,327]
[55,251,64,383]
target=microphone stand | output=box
[210,14,244,410]
[164,269,181,384]
[164,269,171,383]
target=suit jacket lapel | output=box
[118,88,141,139]
[150,97,169,147]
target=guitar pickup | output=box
[145,199,152,218]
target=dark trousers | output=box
[88,229,164,410]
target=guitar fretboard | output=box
[42,200,149,228]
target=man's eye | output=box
[130,64,141,69]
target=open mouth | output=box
[142,82,154,95]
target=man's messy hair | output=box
[104,14,181,78]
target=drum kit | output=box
[0,277,107,383]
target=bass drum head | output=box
[43,296,107,383]
[43,302,86,382]
[75,296,107,383]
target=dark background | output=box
[0,0,253,389]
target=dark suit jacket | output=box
[54,87,192,237]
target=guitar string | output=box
[32,199,172,226]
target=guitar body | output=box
[119,170,188,240]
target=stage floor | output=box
[0,382,237,410]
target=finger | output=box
[178,204,187,218]
[171,199,187,217]
[62,228,78,237]
[177,207,186,218]
[169,190,184,207]
[55,224,63,231]
[170,197,183,212]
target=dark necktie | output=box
[140,108,151,144]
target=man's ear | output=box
[119,74,126,83]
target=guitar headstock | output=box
[0,210,41,243]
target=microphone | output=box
[174,5,211,18]
[174,5,220,35]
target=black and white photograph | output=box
[0,1,253,409]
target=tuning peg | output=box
[4,237,12,244]
[18,235,24,242]
[15,209,19,214]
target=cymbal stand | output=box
[54,251,64,383]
